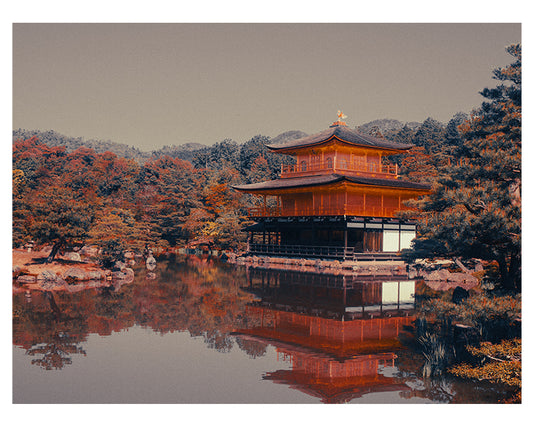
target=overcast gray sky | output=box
[13,23,520,151]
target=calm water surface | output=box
[13,255,510,403]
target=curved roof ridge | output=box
[265,125,412,151]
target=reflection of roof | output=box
[232,173,431,192]
[265,368,410,404]
[265,125,413,152]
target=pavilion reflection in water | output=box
[234,267,417,403]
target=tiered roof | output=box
[265,124,413,153]
[233,173,430,193]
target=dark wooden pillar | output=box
[343,228,348,261]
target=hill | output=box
[13,129,150,161]
[356,119,422,134]
[13,119,423,164]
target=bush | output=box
[449,338,521,403]
[418,292,521,341]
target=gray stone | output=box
[65,252,82,262]
[80,246,99,256]
[449,272,478,285]
[64,267,88,281]
[114,260,127,271]
[146,256,156,271]
[37,270,60,282]
[86,270,104,280]
[113,267,134,282]
[425,269,451,281]
[17,275,36,283]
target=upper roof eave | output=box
[265,125,413,152]
[232,173,431,193]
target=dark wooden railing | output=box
[249,243,400,261]
[248,205,398,218]
[280,161,398,178]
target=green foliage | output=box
[419,331,454,378]
[192,138,240,170]
[404,44,521,291]
[419,292,521,341]
[449,338,521,403]
[29,185,95,249]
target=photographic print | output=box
[12,21,521,406]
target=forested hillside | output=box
[12,114,464,259]
[12,129,150,161]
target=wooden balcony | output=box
[248,205,399,218]
[248,243,401,261]
[280,161,398,179]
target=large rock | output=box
[146,256,157,271]
[112,267,134,282]
[86,270,105,280]
[114,260,127,271]
[80,246,99,256]
[425,269,451,281]
[37,270,60,282]
[64,252,82,262]
[17,275,36,284]
[452,286,470,304]
[449,272,478,285]
[63,267,88,281]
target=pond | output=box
[13,254,513,404]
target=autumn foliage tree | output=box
[29,185,95,262]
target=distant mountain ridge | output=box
[13,119,425,163]
[12,129,150,161]
[356,119,422,134]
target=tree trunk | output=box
[45,239,64,263]
[498,253,520,292]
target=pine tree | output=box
[406,44,521,291]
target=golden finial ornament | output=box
[331,110,347,127]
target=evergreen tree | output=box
[29,185,95,262]
[406,44,521,291]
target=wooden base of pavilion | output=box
[244,215,417,262]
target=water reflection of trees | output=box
[27,333,87,370]
[13,255,255,368]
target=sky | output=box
[13,22,521,152]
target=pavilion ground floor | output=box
[245,216,417,261]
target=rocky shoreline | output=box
[14,247,484,293]
[12,248,136,292]
[227,253,482,290]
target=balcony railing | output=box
[248,205,399,218]
[280,160,398,178]
[248,243,401,261]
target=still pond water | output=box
[13,254,511,404]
